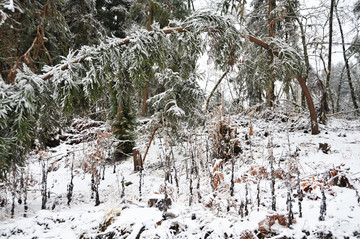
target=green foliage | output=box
[62,0,107,48]
[0,11,245,176]
[96,0,132,38]
[130,0,189,28]
[0,0,71,82]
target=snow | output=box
[0,114,359,238]
[3,0,14,12]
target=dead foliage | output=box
[248,166,268,179]
[258,214,290,233]
[239,230,256,239]
[328,166,353,188]
[212,159,224,190]
[211,120,242,160]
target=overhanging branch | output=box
[41,27,187,81]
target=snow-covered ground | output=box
[0,112,360,238]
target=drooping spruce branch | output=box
[0,12,320,175]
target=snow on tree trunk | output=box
[319,185,327,221]
[189,151,194,206]
[41,157,48,210]
[268,137,276,211]
[67,154,74,206]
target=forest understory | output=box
[0,108,359,239]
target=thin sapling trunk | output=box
[269,137,276,211]
[319,183,327,221]
[67,154,74,206]
[41,157,48,210]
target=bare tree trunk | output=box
[286,0,310,108]
[336,66,345,112]
[335,3,359,111]
[267,0,276,108]
[326,0,336,112]
[141,1,154,117]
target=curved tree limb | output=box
[247,35,319,135]
[205,68,230,111]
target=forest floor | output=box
[0,110,360,239]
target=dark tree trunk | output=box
[248,35,319,135]
[326,0,336,112]
[41,159,48,210]
[267,0,276,108]
[335,3,359,111]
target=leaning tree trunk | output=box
[248,35,319,135]
[287,0,310,108]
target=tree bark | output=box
[267,0,276,107]
[326,0,336,112]
[141,2,153,117]
[286,0,310,108]
[335,3,359,111]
